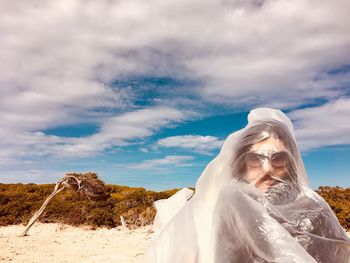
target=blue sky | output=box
[0,0,349,190]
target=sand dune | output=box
[0,223,152,263]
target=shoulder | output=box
[296,193,348,240]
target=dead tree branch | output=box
[20,173,108,237]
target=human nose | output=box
[261,159,273,173]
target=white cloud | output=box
[1,0,350,183]
[128,155,194,170]
[55,106,191,156]
[288,98,350,151]
[0,106,191,160]
[189,0,350,107]
[140,148,149,153]
[1,0,349,126]
[157,135,224,154]
[0,169,64,184]
[1,0,349,123]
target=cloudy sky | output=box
[1,0,349,190]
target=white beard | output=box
[264,181,299,205]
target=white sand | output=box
[1,223,349,263]
[0,223,152,263]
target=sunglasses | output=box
[245,151,290,168]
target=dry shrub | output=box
[64,172,110,201]
[0,181,180,228]
[3,182,348,231]
[316,186,350,231]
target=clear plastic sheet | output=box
[142,108,350,263]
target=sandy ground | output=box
[0,223,152,263]
[1,223,349,263]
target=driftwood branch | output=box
[20,178,67,237]
[120,216,127,230]
[20,173,108,237]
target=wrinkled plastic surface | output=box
[142,108,350,263]
[152,188,194,240]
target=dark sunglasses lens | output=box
[271,152,289,167]
[246,153,262,168]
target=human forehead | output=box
[250,136,286,155]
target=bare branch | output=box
[20,172,109,237]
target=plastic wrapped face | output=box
[245,135,290,193]
[232,121,297,196]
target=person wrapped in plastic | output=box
[142,108,350,263]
